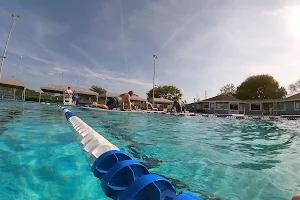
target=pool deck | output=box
[201,114,300,120]
[79,106,197,116]
[79,106,300,120]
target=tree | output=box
[90,85,106,95]
[288,79,300,95]
[235,74,287,100]
[147,85,182,101]
[219,83,236,96]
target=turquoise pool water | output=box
[0,101,299,200]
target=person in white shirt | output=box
[64,87,73,104]
[64,87,73,96]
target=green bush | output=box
[25,96,40,102]
[25,96,58,102]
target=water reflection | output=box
[204,119,299,170]
[0,110,22,136]
[74,108,300,200]
[82,110,221,200]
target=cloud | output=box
[54,67,68,73]
[27,16,69,47]
[68,43,101,67]
[0,7,10,18]
[160,8,201,50]
[26,54,60,67]
[84,68,107,81]
[84,68,152,88]
[81,0,300,101]
[125,1,300,101]
[2,1,300,102]
[0,10,76,73]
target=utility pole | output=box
[152,55,158,107]
[0,14,20,79]
[205,90,207,99]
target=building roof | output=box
[243,99,283,103]
[196,93,300,104]
[284,93,300,101]
[244,93,300,103]
[148,97,174,104]
[40,84,98,96]
[201,95,240,102]
[99,91,147,102]
[0,78,26,89]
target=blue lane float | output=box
[60,106,202,200]
[92,150,132,180]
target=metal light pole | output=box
[0,14,20,79]
[152,55,158,107]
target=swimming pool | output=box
[0,101,299,200]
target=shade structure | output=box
[99,92,147,102]
[40,84,98,96]
[0,78,26,89]
[0,78,26,100]
[40,84,99,104]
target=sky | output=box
[0,0,300,102]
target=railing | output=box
[60,106,201,200]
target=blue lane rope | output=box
[60,106,201,200]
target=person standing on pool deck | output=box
[90,91,134,111]
[72,90,78,105]
[170,100,186,113]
